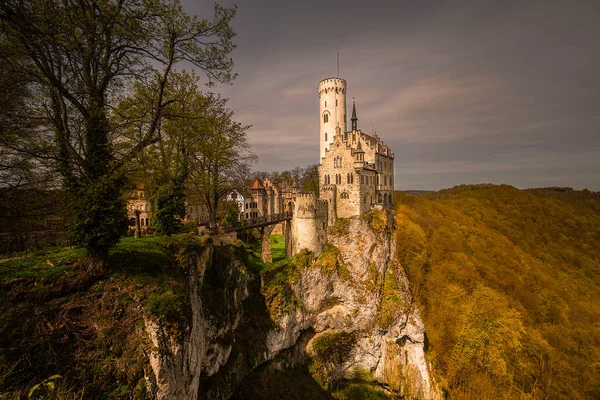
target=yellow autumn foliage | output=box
[394,185,600,399]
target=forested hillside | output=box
[394,185,600,399]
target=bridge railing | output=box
[224,211,293,232]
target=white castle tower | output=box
[318,77,347,161]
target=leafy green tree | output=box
[0,0,236,273]
[188,103,255,227]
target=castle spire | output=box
[351,100,358,131]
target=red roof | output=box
[250,179,264,190]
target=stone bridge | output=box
[225,211,293,264]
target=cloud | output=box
[181,0,600,190]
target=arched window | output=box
[347,173,350,183]
[325,132,328,142]
[341,192,349,199]
[324,114,329,123]
[378,193,382,203]
[325,100,327,107]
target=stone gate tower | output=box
[318,77,347,161]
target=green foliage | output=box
[173,233,209,269]
[361,209,388,235]
[222,202,241,227]
[151,177,187,235]
[181,220,199,234]
[312,331,357,367]
[28,375,62,399]
[0,0,238,273]
[330,218,350,236]
[379,262,404,329]
[261,250,313,321]
[0,235,193,397]
[394,185,600,399]
[270,234,287,263]
[310,331,357,389]
[71,173,129,269]
[316,243,351,281]
[146,292,186,322]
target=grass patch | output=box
[271,234,286,263]
[0,247,86,285]
[244,232,290,273]
[0,234,198,397]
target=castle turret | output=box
[318,77,347,161]
[354,140,365,168]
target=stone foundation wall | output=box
[291,194,328,256]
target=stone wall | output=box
[291,193,328,256]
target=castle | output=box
[127,77,395,255]
[242,77,395,257]
[317,77,395,225]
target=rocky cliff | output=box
[145,211,439,399]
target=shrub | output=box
[146,292,184,322]
[310,331,357,388]
[330,218,350,236]
[361,209,388,235]
[181,220,198,234]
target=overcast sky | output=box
[182,0,600,190]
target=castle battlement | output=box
[318,77,347,96]
[294,195,328,219]
[296,192,316,198]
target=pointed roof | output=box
[354,140,364,154]
[250,179,264,190]
[351,100,357,122]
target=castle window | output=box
[363,196,366,203]
[341,192,349,199]
[325,132,328,141]
[378,193,383,203]
[336,99,338,106]
[325,101,327,107]
[324,114,328,123]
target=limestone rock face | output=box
[144,245,251,400]
[145,213,440,399]
[265,214,439,399]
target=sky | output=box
[182,0,600,191]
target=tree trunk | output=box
[85,248,108,276]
